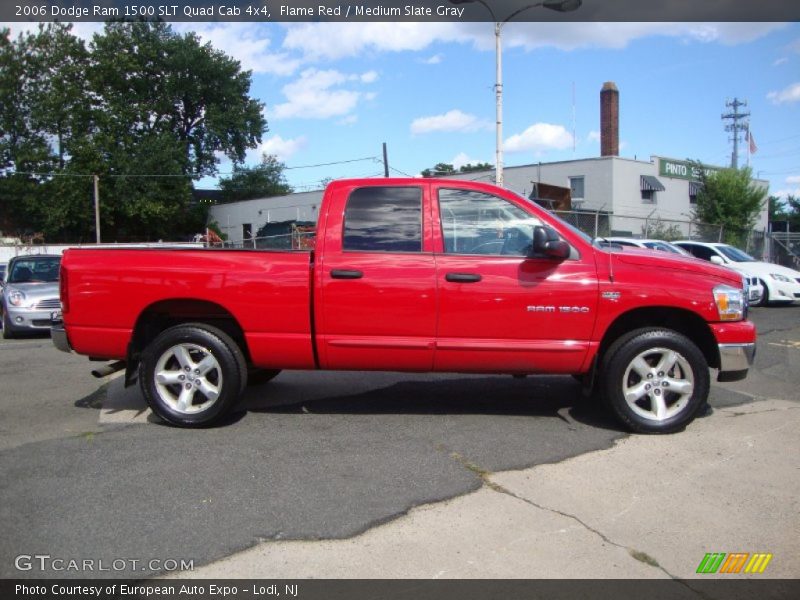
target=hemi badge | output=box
[602,291,621,301]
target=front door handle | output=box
[331,269,363,280]
[445,272,482,283]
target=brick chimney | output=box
[600,81,619,157]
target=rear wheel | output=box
[139,323,246,427]
[601,329,709,434]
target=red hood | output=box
[608,247,743,287]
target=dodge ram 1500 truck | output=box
[53,178,756,433]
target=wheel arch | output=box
[597,307,719,371]
[126,299,250,385]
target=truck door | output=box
[432,185,598,373]
[315,183,437,370]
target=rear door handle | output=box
[445,272,482,283]
[330,269,363,280]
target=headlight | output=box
[713,284,745,322]
[7,289,28,307]
[770,273,792,283]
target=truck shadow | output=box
[244,375,624,432]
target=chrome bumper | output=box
[51,324,72,354]
[717,343,756,382]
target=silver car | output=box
[0,255,61,339]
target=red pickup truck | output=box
[53,178,756,433]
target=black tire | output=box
[751,279,769,307]
[247,367,282,386]
[2,311,17,339]
[139,323,246,427]
[600,328,709,434]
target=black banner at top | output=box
[4,0,800,23]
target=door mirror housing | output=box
[531,225,570,260]
[709,255,725,265]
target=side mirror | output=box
[709,255,724,265]
[531,225,570,260]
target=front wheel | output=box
[601,329,709,434]
[139,323,246,427]
[750,279,769,307]
[2,311,17,339]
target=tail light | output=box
[60,265,69,314]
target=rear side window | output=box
[343,187,422,252]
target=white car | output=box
[602,237,692,256]
[674,241,800,306]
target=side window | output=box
[343,186,422,252]
[438,188,543,256]
[686,245,715,261]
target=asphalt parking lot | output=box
[0,306,798,580]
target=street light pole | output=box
[451,0,582,188]
[494,21,503,187]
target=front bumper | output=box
[3,306,59,332]
[717,342,756,382]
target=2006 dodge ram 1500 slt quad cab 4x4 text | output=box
[52,178,756,433]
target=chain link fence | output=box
[551,210,769,261]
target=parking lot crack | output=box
[445,449,679,578]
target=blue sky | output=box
[8,20,800,200]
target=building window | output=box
[242,223,252,240]
[640,175,664,204]
[343,186,422,252]
[689,181,702,205]
[569,176,585,199]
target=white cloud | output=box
[786,175,800,185]
[587,131,601,143]
[280,22,786,62]
[257,135,308,161]
[773,187,800,200]
[450,152,489,171]
[773,57,789,67]
[270,68,375,120]
[360,70,379,83]
[422,54,444,65]
[504,123,574,153]
[283,22,468,61]
[767,82,800,105]
[411,110,491,135]
[174,23,300,76]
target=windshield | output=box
[8,257,61,283]
[716,245,755,263]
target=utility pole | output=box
[722,98,749,169]
[93,174,101,244]
[382,142,389,177]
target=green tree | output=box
[692,165,767,246]
[459,162,493,173]
[218,154,293,202]
[421,163,456,177]
[769,194,800,231]
[0,22,267,242]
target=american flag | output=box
[747,130,758,154]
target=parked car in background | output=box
[0,254,62,338]
[604,238,764,303]
[0,263,6,281]
[602,237,692,256]
[674,241,800,306]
